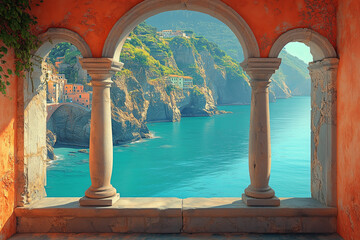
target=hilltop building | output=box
[44,62,67,103]
[166,75,193,89]
[158,30,188,38]
[45,62,92,109]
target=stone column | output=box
[308,58,338,207]
[240,58,281,206]
[79,58,123,206]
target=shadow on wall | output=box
[0,50,17,240]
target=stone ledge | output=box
[15,197,182,218]
[15,197,337,234]
[182,198,337,217]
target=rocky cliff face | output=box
[147,12,311,101]
[199,50,251,105]
[145,82,182,122]
[47,74,151,146]
[110,74,151,144]
[46,22,310,149]
[145,81,224,121]
[47,105,91,146]
[46,130,56,161]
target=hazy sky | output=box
[283,42,313,64]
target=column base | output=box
[242,193,280,207]
[80,193,120,206]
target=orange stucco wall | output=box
[337,0,360,239]
[0,1,342,238]
[0,47,17,239]
[30,0,337,58]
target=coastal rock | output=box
[146,82,182,122]
[46,130,57,161]
[111,74,151,144]
[199,50,252,105]
[47,73,152,147]
[181,87,224,117]
[47,104,91,147]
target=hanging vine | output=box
[0,0,42,95]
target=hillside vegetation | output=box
[46,20,311,147]
[147,10,311,97]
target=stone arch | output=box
[269,28,337,61]
[17,28,92,206]
[36,28,92,58]
[102,0,260,61]
[270,28,339,207]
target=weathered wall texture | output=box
[223,0,337,56]
[30,0,337,58]
[0,47,17,240]
[337,0,360,239]
[0,0,341,238]
[309,58,338,207]
[15,63,48,208]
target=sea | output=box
[46,96,311,198]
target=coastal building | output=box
[64,83,84,95]
[158,29,188,38]
[183,76,194,89]
[67,91,92,108]
[166,75,193,89]
[63,83,92,109]
[44,62,67,103]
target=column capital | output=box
[79,58,124,83]
[241,58,281,81]
[308,58,339,72]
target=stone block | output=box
[79,193,120,206]
[16,197,182,233]
[242,194,280,206]
[16,197,337,234]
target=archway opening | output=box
[269,29,338,206]
[18,29,92,204]
[45,10,254,198]
[44,42,94,197]
[270,42,313,197]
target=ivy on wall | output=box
[0,0,42,95]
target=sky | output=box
[283,42,313,64]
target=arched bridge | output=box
[47,103,90,121]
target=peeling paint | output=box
[308,59,338,207]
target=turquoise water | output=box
[46,96,311,198]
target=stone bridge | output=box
[46,103,89,121]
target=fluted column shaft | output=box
[241,58,281,206]
[79,58,123,206]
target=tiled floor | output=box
[10,233,343,240]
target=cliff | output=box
[47,73,152,146]
[46,130,56,161]
[110,72,151,144]
[147,11,311,100]
[120,23,227,122]
[46,21,310,147]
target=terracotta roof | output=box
[167,75,193,79]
